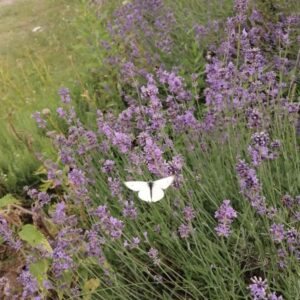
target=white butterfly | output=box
[124,176,174,202]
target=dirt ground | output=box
[0,0,15,5]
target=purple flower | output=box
[148,247,160,265]
[68,168,86,186]
[86,230,104,263]
[248,132,280,166]
[52,245,74,277]
[268,292,283,300]
[144,137,168,176]
[94,205,124,239]
[59,148,75,166]
[183,206,196,221]
[267,206,278,219]
[277,248,287,269]
[108,177,122,197]
[112,132,132,153]
[270,140,281,149]
[270,224,285,243]
[42,279,53,290]
[169,155,184,176]
[141,82,159,99]
[148,247,158,259]
[215,223,232,237]
[173,110,200,133]
[101,160,115,174]
[51,228,82,277]
[236,160,267,215]
[281,195,294,208]
[121,61,136,79]
[215,200,237,221]
[57,107,66,118]
[52,202,67,225]
[194,24,207,39]
[108,217,124,239]
[32,112,47,128]
[58,87,71,103]
[250,9,263,23]
[236,160,261,193]
[285,228,298,252]
[153,274,163,283]
[84,130,98,149]
[122,201,137,219]
[246,108,262,129]
[37,192,51,206]
[129,237,140,249]
[178,224,192,238]
[26,188,39,199]
[0,215,22,250]
[214,200,237,237]
[249,276,268,300]
[18,269,39,298]
[251,132,269,147]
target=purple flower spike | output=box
[214,200,237,237]
[68,168,86,186]
[183,206,196,221]
[249,276,268,300]
[270,224,285,243]
[268,292,283,300]
[178,223,192,238]
[58,87,71,103]
[249,276,283,300]
[32,112,47,128]
[148,247,160,265]
[18,269,39,299]
[0,215,22,250]
[122,201,137,220]
[52,202,67,225]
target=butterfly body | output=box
[124,176,174,202]
[148,181,153,200]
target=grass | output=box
[0,0,105,195]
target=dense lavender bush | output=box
[0,0,300,299]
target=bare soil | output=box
[0,0,16,6]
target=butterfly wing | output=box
[150,187,165,202]
[153,176,174,190]
[137,188,152,202]
[124,176,174,203]
[124,181,148,192]
[151,176,174,202]
[124,181,152,202]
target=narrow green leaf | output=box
[0,194,20,208]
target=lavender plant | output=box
[1,0,300,299]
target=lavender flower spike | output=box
[214,200,237,237]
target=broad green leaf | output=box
[39,239,53,253]
[29,259,49,287]
[39,180,54,192]
[83,278,100,300]
[64,270,73,283]
[84,278,100,291]
[18,224,52,252]
[34,165,47,175]
[43,217,59,236]
[0,194,20,208]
